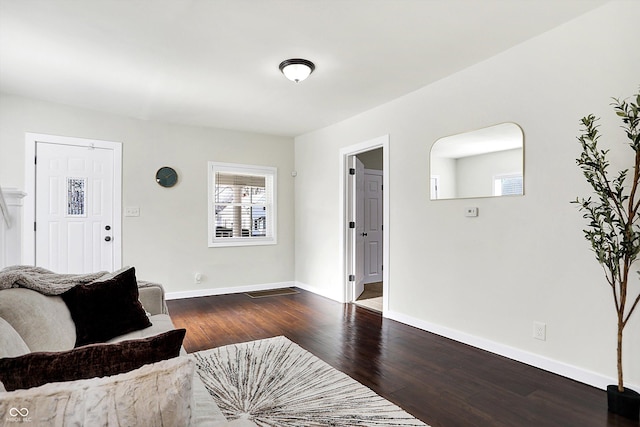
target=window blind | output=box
[208,162,277,247]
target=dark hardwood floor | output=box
[167,288,638,427]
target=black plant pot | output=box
[607,385,640,420]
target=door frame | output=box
[23,133,123,269]
[339,135,389,311]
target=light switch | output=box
[125,207,140,217]
[465,207,478,217]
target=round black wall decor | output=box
[156,166,178,188]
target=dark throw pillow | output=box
[0,329,186,391]
[61,266,152,346]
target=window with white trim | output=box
[493,173,523,196]
[208,162,277,247]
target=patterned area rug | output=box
[193,336,428,426]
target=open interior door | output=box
[349,155,365,300]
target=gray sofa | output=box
[0,273,256,426]
[0,284,173,357]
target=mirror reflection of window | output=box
[430,123,524,200]
[494,174,523,196]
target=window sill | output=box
[208,237,277,248]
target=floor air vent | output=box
[245,288,300,298]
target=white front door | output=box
[34,140,119,273]
[364,170,383,283]
[349,156,366,300]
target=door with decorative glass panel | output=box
[35,141,118,273]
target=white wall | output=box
[294,1,639,389]
[0,188,26,269]
[356,147,383,170]
[430,156,456,199]
[0,94,295,294]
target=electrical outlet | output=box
[465,207,479,217]
[533,321,546,341]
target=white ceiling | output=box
[0,0,608,137]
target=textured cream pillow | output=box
[0,289,76,351]
[0,356,194,427]
[0,317,30,358]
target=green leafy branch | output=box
[572,90,640,391]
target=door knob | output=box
[104,236,112,242]
[361,232,368,237]
[105,225,111,231]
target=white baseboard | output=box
[165,281,296,300]
[385,310,638,392]
[167,282,637,392]
[294,281,345,303]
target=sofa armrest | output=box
[137,281,168,316]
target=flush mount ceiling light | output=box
[279,58,315,83]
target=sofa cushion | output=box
[107,313,175,342]
[137,283,167,315]
[91,268,168,316]
[0,318,30,358]
[190,362,231,426]
[0,356,195,427]
[0,328,186,391]
[61,266,151,346]
[0,288,76,352]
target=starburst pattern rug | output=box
[193,336,428,426]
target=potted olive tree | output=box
[573,90,640,420]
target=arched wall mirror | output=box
[430,122,524,200]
